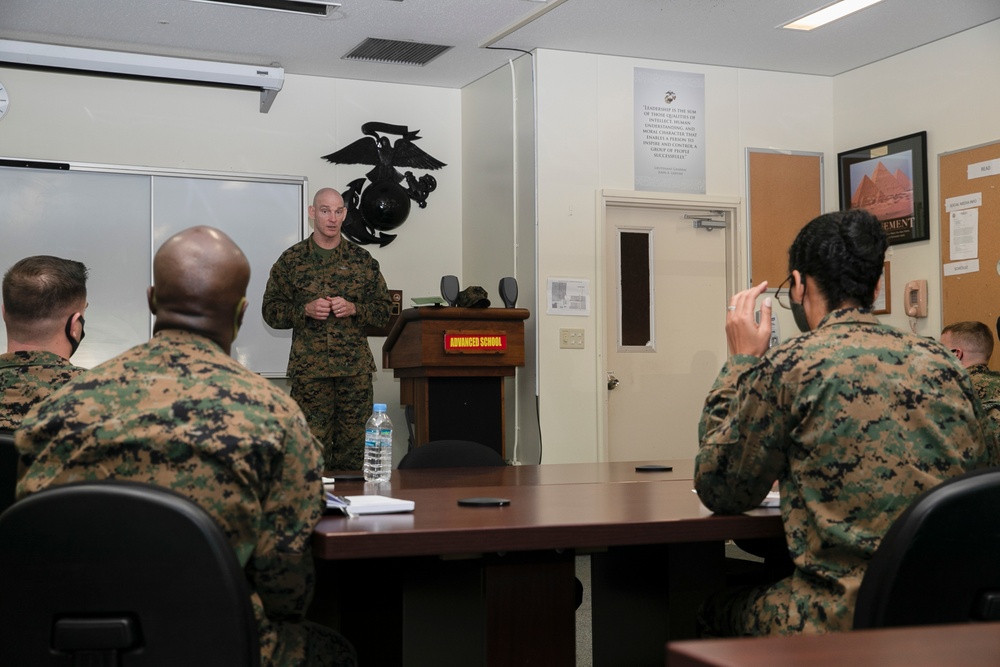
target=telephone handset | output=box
[905,280,928,318]
[754,309,781,348]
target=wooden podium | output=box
[382,306,530,458]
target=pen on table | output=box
[328,493,351,506]
[326,492,357,518]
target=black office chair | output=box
[397,439,508,469]
[0,480,260,666]
[0,429,16,515]
[853,467,1000,629]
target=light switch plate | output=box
[560,328,585,349]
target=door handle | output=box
[607,372,620,391]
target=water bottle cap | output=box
[374,403,387,411]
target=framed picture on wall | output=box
[873,261,891,315]
[837,131,929,246]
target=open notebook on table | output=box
[325,492,415,516]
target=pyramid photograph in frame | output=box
[838,131,929,246]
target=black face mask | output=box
[790,274,811,332]
[65,314,85,356]
[791,300,810,333]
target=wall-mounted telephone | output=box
[905,280,928,318]
[755,309,781,348]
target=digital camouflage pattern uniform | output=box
[262,237,391,470]
[0,350,84,431]
[967,363,1000,443]
[15,330,355,667]
[696,308,1000,636]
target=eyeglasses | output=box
[774,274,794,310]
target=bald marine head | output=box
[147,226,251,354]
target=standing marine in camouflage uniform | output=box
[16,227,356,667]
[940,320,1000,434]
[1,255,88,430]
[262,187,391,470]
[695,210,999,636]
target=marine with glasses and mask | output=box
[695,209,999,636]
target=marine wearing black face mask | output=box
[65,314,85,356]
[790,277,810,332]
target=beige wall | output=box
[526,21,998,463]
[832,19,1000,336]
[461,53,540,463]
[0,67,462,459]
[531,49,835,462]
[3,19,997,466]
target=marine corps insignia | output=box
[321,121,446,247]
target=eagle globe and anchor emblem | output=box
[321,121,447,247]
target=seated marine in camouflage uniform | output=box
[16,227,356,667]
[1,255,88,431]
[696,209,1000,636]
[940,320,1000,440]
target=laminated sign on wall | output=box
[633,68,706,194]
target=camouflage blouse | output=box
[967,363,1000,443]
[262,236,391,379]
[0,350,84,431]
[16,330,327,666]
[696,308,1000,635]
[966,363,1000,404]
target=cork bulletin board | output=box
[746,149,823,288]
[939,140,1000,370]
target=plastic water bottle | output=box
[363,403,393,483]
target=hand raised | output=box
[725,282,772,357]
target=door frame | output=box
[595,190,742,461]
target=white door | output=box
[604,202,732,461]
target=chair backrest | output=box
[0,429,17,515]
[0,480,260,666]
[853,467,1000,629]
[397,439,507,469]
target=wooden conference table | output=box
[666,622,1000,667]
[312,461,782,666]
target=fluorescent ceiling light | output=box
[187,0,341,16]
[780,0,886,31]
[0,39,284,113]
[185,0,341,17]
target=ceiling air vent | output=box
[343,38,451,66]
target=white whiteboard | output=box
[0,160,305,377]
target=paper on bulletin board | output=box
[949,208,979,261]
[968,158,1000,180]
[945,192,982,212]
[944,259,980,277]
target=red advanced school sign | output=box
[443,331,507,354]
